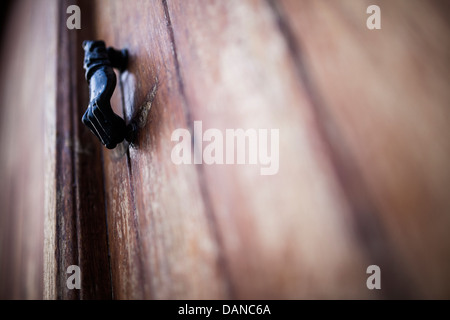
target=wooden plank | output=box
[3,0,443,300]
[0,0,56,299]
[91,2,148,299]
[275,0,450,298]
[74,0,112,300]
[43,0,112,299]
[92,0,229,299]
[164,0,376,299]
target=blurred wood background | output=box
[0,0,449,299]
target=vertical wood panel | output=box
[44,0,112,299]
[94,0,450,298]
[93,0,229,299]
[0,0,57,299]
[74,0,112,299]
[276,0,450,298]
[91,3,146,299]
[3,0,448,300]
[166,0,373,299]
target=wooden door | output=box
[1,0,450,299]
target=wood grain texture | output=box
[93,0,450,299]
[45,0,112,299]
[92,0,230,299]
[0,0,57,299]
[165,0,371,299]
[1,0,450,299]
[275,0,450,298]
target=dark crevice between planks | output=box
[118,76,149,298]
[69,11,81,300]
[76,0,112,299]
[110,0,149,298]
[55,0,80,300]
[125,144,147,297]
[125,148,148,297]
[162,0,236,299]
[266,0,417,298]
[100,150,115,299]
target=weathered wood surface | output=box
[94,0,450,298]
[0,0,111,299]
[91,0,450,299]
[46,0,112,300]
[276,0,450,298]
[0,0,56,299]
[92,0,230,299]
[0,0,449,299]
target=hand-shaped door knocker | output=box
[82,40,135,149]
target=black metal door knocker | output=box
[82,40,135,149]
